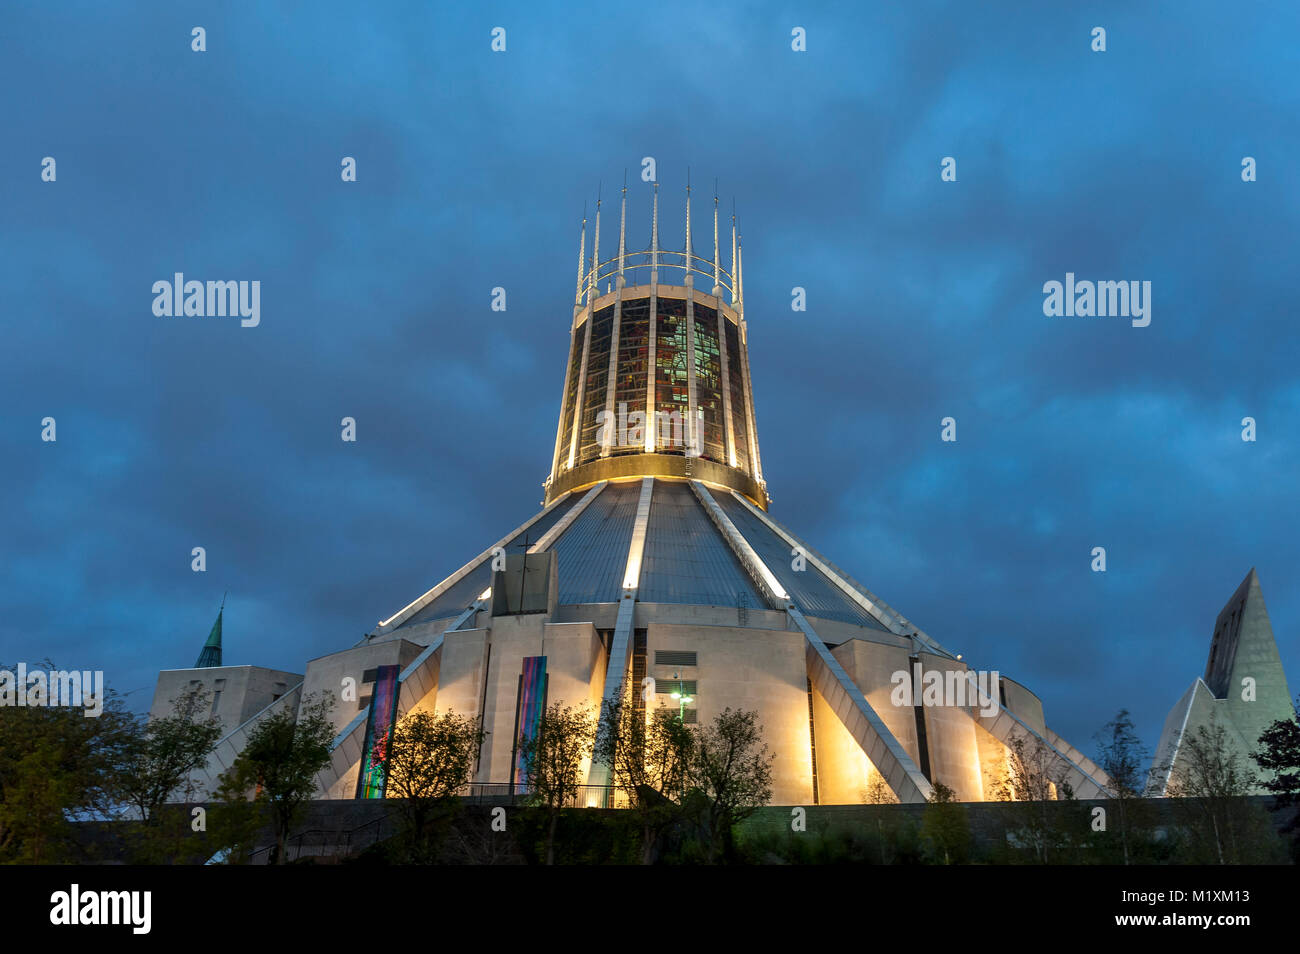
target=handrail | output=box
[244,811,398,864]
[579,249,736,304]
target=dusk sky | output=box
[2,1,1296,759]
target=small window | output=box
[656,680,697,695]
[362,669,378,684]
[655,650,697,668]
[358,694,372,712]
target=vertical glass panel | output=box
[611,297,650,457]
[558,320,586,468]
[692,304,725,463]
[724,316,749,471]
[654,295,690,454]
[577,305,614,462]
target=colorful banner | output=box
[510,655,548,793]
[356,664,400,799]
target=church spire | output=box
[736,231,744,311]
[684,170,692,278]
[587,189,602,304]
[730,203,738,305]
[651,181,660,282]
[195,595,224,668]
[574,210,586,306]
[712,185,721,295]
[618,173,628,284]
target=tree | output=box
[1093,709,1149,865]
[0,664,134,864]
[0,743,76,864]
[686,706,775,862]
[519,702,597,864]
[1165,720,1269,864]
[1253,696,1300,860]
[993,732,1079,863]
[594,689,695,864]
[862,772,898,805]
[214,693,335,864]
[380,709,484,861]
[861,771,900,864]
[921,781,971,864]
[119,684,223,824]
[205,794,263,865]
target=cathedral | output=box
[155,179,1234,808]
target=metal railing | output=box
[246,811,397,865]
[580,250,736,306]
[461,782,618,809]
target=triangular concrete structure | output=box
[1150,569,1294,794]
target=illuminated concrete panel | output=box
[648,621,813,805]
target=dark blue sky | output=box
[2,1,1296,759]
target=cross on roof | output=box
[510,533,536,613]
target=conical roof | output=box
[195,604,223,668]
[375,476,950,658]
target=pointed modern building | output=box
[194,603,224,669]
[149,603,301,729]
[1149,569,1295,795]
[158,180,1123,806]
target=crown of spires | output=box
[573,173,742,306]
[549,172,767,508]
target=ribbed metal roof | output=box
[391,477,894,634]
[409,493,582,623]
[716,493,886,630]
[639,480,764,607]
[552,479,641,604]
